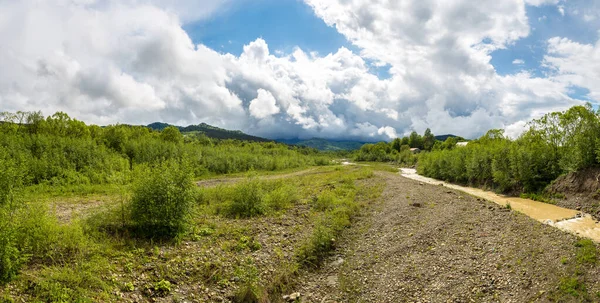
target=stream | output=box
[400,168,600,242]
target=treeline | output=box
[418,104,600,193]
[0,111,330,188]
[354,128,462,164]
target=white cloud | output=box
[0,0,591,142]
[524,0,560,6]
[377,126,398,140]
[249,89,280,119]
[544,37,600,100]
[513,59,525,65]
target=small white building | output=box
[456,142,469,147]
[410,148,421,154]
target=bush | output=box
[0,225,22,284]
[264,184,298,211]
[130,161,194,238]
[296,224,335,268]
[225,179,265,218]
[0,154,25,283]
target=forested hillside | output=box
[278,138,369,151]
[147,122,272,142]
[0,111,329,189]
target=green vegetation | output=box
[0,110,371,302]
[550,239,598,301]
[354,128,462,165]
[0,110,381,302]
[148,122,272,142]
[418,104,600,195]
[0,111,330,189]
[129,160,195,238]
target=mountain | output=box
[435,134,465,141]
[147,122,272,142]
[277,138,369,151]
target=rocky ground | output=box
[293,171,600,302]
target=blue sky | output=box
[184,0,351,57]
[184,0,393,78]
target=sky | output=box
[0,0,599,141]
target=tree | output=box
[160,126,184,144]
[408,131,423,149]
[423,128,435,151]
[391,138,402,152]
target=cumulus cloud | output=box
[544,37,600,100]
[524,0,560,6]
[0,0,593,141]
[249,89,280,119]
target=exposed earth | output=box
[547,168,600,220]
[293,171,600,302]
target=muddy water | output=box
[400,168,600,242]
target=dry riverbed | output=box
[295,171,600,302]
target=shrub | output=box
[264,184,298,211]
[225,179,265,218]
[0,154,25,283]
[0,225,22,284]
[130,161,194,238]
[310,191,338,212]
[296,224,335,268]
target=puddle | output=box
[401,168,600,242]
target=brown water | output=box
[400,168,600,242]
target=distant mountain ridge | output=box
[434,134,465,141]
[147,122,272,142]
[277,138,371,151]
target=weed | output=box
[557,276,588,298]
[153,280,171,296]
[264,184,298,211]
[575,239,597,265]
[311,191,338,211]
[122,282,134,292]
[296,224,335,268]
[235,236,262,252]
[233,261,264,303]
[505,203,512,210]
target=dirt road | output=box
[295,172,600,302]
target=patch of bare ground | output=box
[547,168,600,220]
[295,171,600,303]
[52,196,121,223]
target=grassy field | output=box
[0,165,384,302]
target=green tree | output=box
[160,126,184,144]
[408,131,423,149]
[423,128,435,151]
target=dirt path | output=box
[295,172,600,302]
[195,168,322,188]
